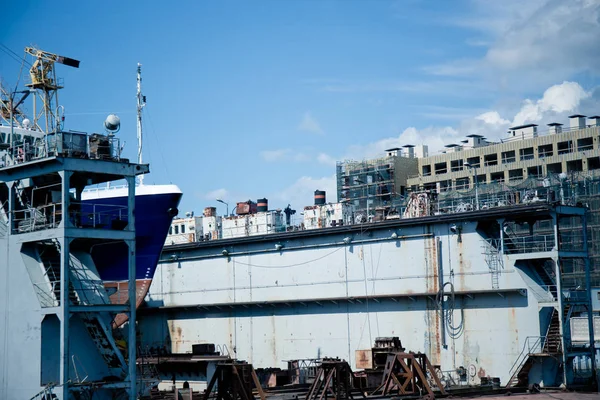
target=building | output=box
[335,145,423,219]
[407,115,600,193]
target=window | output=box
[527,166,542,178]
[466,156,481,168]
[174,225,179,234]
[484,153,498,166]
[434,162,447,175]
[567,160,583,172]
[491,172,504,183]
[502,150,516,164]
[577,137,593,152]
[519,147,534,161]
[455,177,469,190]
[439,180,451,192]
[589,157,600,170]
[557,140,573,155]
[451,159,464,172]
[169,226,173,235]
[547,162,562,174]
[509,168,524,182]
[475,174,486,186]
[422,165,431,176]
[181,224,186,233]
[538,144,553,158]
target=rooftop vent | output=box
[385,147,401,157]
[547,122,563,134]
[589,116,600,127]
[508,124,538,140]
[568,114,586,130]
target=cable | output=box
[142,106,171,184]
[0,43,28,66]
[232,247,342,268]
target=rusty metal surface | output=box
[355,350,373,370]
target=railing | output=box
[539,150,553,158]
[11,202,128,234]
[578,144,594,152]
[520,154,535,161]
[504,234,555,254]
[529,284,558,303]
[558,231,585,252]
[8,131,123,167]
[32,282,59,308]
[508,336,546,378]
[502,156,516,164]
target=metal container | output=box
[257,198,268,212]
[314,190,326,205]
[236,201,257,215]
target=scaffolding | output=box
[336,153,417,220]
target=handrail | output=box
[508,336,545,377]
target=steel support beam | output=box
[127,175,137,400]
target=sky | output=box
[2,0,600,216]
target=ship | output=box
[0,48,182,324]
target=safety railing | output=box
[8,131,122,167]
[508,336,545,378]
[528,284,558,303]
[11,202,128,234]
[32,282,60,308]
[558,231,585,252]
[503,234,555,254]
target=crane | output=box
[24,46,80,133]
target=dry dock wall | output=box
[142,212,555,386]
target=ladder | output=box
[482,239,503,289]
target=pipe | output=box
[437,237,446,349]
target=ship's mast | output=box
[136,63,146,185]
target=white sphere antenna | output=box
[104,114,121,133]
[22,118,31,129]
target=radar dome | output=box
[104,114,121,132]
[22,118,31,129]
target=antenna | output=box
[136,63,146,185]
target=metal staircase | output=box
[37,240,128,373]
[506,336,545,388]
[542,308,562,354]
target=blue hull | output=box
[83,191,182,282]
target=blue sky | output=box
[2,0,600,215]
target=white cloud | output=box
[298,112,323,134]
[260,148,312,162]
[204,188,228,201]
[344,126,459,159]
[425,0,600,88]
[260,149,290,162]
[322,80,595,161]
[512,81,591,125]
[317,153,337,166]
[476,111,510,126]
